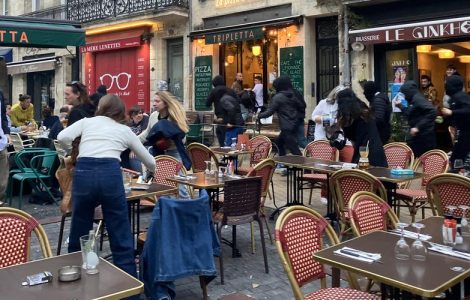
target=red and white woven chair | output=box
[349,191,399,237]
[275,206,379,300]
[396,149,449,222]
[187,142,220,173]
[300,140,339,205]
[330,169,387,240]
[426,173,470,217]
[0,207,52,268]
[237,135,272,175]
[384,142,414,188]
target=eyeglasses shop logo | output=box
[99,72,132,96]
[215,0,260,8]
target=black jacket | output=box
[206,75,227,118]
[343,118,388,167]
[369,92,391,144]
[68,103,96,126]
[219,92,244,127]
[0,90,9,136]
[446,75,470,132]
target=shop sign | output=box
[280,46,304,96]
[80,37,142,53]
[194,56,212,111]
[215,0,261,8]
[205,27,264,44]
[350,17,470,45]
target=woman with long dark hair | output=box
[336,88,387,167]
[65,81,95,126]
[58,94,155,286]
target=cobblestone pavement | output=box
[18,171,421,299]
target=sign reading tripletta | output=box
[350,17,470,45]
[205,27,264,44]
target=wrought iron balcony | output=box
[66,0,189,23]
[22,5,67,20]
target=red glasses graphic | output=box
[99,72,132,91]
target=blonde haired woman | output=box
[139,90,191,197]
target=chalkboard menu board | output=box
[280,46,304,96]
[194,56,212,111]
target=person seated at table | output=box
[41,106,60,129]
[336,88,388,167]
[48,105,71,140]
[58,94,155,286]
[10,94,36,129]
[121,105,149,173]
[5,104,20,133]
[139,89,191,198]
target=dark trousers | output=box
[216,125,226,147]
[275,129,302,156]
[68,157,138,288]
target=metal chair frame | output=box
[187,142,220,173]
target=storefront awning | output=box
[189,15,303,42]
[0,48,12,62]
[7,57,58,75]
[349,16,470,45]
[0,16,85,48]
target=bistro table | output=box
[126,181,178,245]
[0,252,143,299]
[313,216,470,299]
[211,147,253,172]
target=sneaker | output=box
[320,197,328,205]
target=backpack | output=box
[240,90,257,112]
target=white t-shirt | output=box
[311,99,338,141]
[252,83,263,108]
[58,116,156,171]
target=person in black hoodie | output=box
[206,75,228,146]
[442,75,470,166]
[398,80,437,157]
[362,81,391,145]
[337,89,388,167]
[219,88,245,146]
[258,76,302,156]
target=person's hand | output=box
[215,118,223,124]
[129,151,136,159]
[410,127,419,136]
[226,123,233,128]
[441,108,453,117]
[394,100,403,109]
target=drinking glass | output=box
[411,223,427,261]
[122,171,131,194]
[460,205,470,236]
[359,146,369,158]
[445,205,457,219]
[204,160,211,175]
[454,159,465,172]
[395,222,411,260]
[80,234,100,274]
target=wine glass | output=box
[411,223,427,261]
[204,160,211,175]
[454,159,465,173]
[395,222,411,260]
[460,205,470,236]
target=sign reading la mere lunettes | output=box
[350,17,470,45]
[194,56,213,111]
[280,46,304,96]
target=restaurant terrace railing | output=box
[66,0,189,23]
[22,5,68,20]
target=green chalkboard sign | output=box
[194,56,213,111]
[280,46,304,96]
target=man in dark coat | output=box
[258,76,303,156]
[219,89,245,146]
[399,81,437,157]
[206,75,228,146]
[442,75,470,166]
[363,81,391,145]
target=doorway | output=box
[167,38,184,101]
[27,70,55,121]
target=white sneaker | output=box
[320,197,328,205]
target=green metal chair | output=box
[187,123,203,144]
[9,150,59,209]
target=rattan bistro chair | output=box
[0,207,52,268]
[187,142,220,173]
[396,149,449,222]
[237,135,272,175]
[383,142,414,188]
[330,169,387,240]
[275,206,378,300]
[426,173,470,217]
[300,140,339,205]
[349,191,399,237]
[213,177,268,284]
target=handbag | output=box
[154,137,171,151]
[70,136,81,166]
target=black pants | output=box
[275,129,302,156]
[216,125,226,147]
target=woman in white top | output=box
[58,94,155,283]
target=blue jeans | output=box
[69,157,138,296]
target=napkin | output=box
[174,175,196,180]
[333,247,382,263]
[428,245,470,260]
[136,176,152,185]
[391,229,432,241]
[342,163,357,169]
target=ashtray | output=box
[58,265,81,282]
